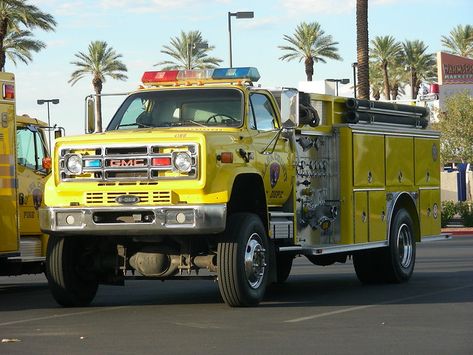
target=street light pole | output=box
[352,62,358,98]
[228,11,254,68]
[37,98,59,153]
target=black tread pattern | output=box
[46,236,98,307]
[217,213,268,307]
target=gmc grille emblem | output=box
[109,159,146,167]
[116,195,140,204]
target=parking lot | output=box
[1,236,472,355]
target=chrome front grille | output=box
[59,143,199,182]
[85,190,173,205]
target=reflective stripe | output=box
[0,154,10,164]
[0,165,11,175]
[0,177,16,188]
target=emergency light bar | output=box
[141,67,260,84]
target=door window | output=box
[249,93,277,131]
[17,127,47,171]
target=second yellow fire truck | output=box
[0,72,53,276]
[40,67,441,307]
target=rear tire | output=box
[385,208,416,283]
[353,208,416,284]
[275,253,293,284]
[353,249,386,284]
[46,235,98,307]
[217,213,269,307]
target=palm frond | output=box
[279,21,341,80]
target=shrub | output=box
[441,200,456,227]
[458,201,473,227]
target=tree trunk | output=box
[0,19,8,71]
[410,69,416,99]
[382,61,391,100]
[304,57,314,81]
[373,89,381,100]
[391,83,399,100]
[411,71,419,99]
[356,0,370,99]
[93,77,103,133]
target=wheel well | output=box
[391,193,420,242]
[227,174,268,231]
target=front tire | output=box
[46,235,98,307]
[217,213,269,307]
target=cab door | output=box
[249,91,293,207]
[16,124,49,235]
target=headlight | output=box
[66,154,83,175]
[173,152,192,173]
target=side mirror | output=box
[54,127,64,139]
[280,88,299,128]
[86,96,95,134]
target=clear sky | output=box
[12,0,473,136]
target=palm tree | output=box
[279,21,342,81]
[0,0,56,70]
[401,40,436,99]
[441,24,473,58]
[370,35,402,100]
[69,41,128,133]
[356,0,370,99]
[369,61,383,100]
[156,30,222,70]
[388,61,407,100]
[3,27,45,67]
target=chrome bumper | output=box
[39,204,226,236]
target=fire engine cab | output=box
[40,67,441,307]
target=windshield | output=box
[107,88,243,130]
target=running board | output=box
[279,241,388,255]
[125,275,216,281]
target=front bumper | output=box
[39,204,226,236]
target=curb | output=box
[441,228,473,236]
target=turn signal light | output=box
[42,157,52,170]
[152,157,172,166]
[219,152,233,163]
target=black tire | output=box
[353,248,386,284]
[46,235,98,307]
[353,208,416,284]
[217,213,269,307]
[275,253,293,284]
[385,208,416,283]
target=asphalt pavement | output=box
[1,236,472,355]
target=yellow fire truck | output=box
[0,72,52,276]
[40,67,441,307]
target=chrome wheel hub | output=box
[244,233,267,289]
[397,223,413,268]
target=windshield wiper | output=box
[170,120,207,127]
[117,122,155,129]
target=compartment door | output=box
[353,134,385,188]
[415,138,440,187]
[354,191,368,243]
[386,136,414,187]
[369,191,387,242]
[419,189,441,237]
